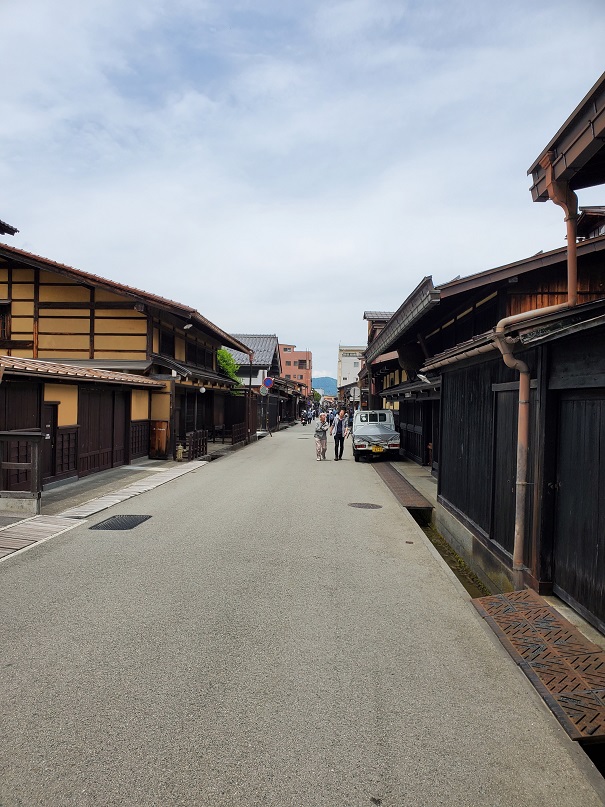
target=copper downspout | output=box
[367,364,373,409]
[247,350,253,442]
[494,151,578,579]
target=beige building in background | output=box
[337,345,364,390]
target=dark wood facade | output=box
[435,316,605,632]
[371,237,605,633]
[0,381,40,491]
[1,381,143,490]
[78,387,130,477]
[438,354,538,569]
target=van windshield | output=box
[358,413,388,423]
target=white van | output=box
[351,410,400,461]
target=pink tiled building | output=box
[278,344,312,398]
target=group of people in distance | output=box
[308,408,351,462]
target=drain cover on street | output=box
[473,589,605,742]
[90,515,152,530]
[349,503,382,509]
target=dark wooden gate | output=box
[79,388,130,477]
[176,389,210,442]
[553,391,605,630]
[0,382,41,491]
[399,400,424,463]
[42,403,58,483]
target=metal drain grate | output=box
[90,515,151,530]
[349,503,382,509]
[473,589,605,742]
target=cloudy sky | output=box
[2,1,605,377]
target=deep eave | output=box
[380,378,440,399]
[421,298,605,372]
[0,219,18,236]
[437,234,605,297]
[0,355,164,388]
[150,354,236,386]
[375,236,605,365]
[528,72,605,201]
[365,277,439,364]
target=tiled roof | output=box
[363,311,394,320]
[149,354,236,386]
[228,334,279,367]
[0,243,249,354]
[53,359,153,372]
[0,355,164,387]
[0,219,18,236]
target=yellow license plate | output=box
[372,446,384,453]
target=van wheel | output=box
[354,451,360,462]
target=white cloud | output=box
[2,0,605,376]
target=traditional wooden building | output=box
[0,243,251,463]
[359,312,398,413]
[368,239,605,623]
[0,355,163,491]
[365,72,605,632]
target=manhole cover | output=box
[90,515,152,530]
[349,503,383,510]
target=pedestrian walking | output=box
[330,409,350,461]
[314,412,329,460]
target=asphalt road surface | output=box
[1,426,603,806]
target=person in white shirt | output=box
[330,409,350,461]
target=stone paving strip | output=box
[0,516,82,562]
[58,460,208,519]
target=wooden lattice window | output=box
[0,305,9,340]
[185,341,214,369]
[159,328,175,358]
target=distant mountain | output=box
[312,376,337,396]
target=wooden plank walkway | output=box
[0,516,81,561]
[473,589,605,744]
[373,462,433,520]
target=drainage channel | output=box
[418,521,489,599]
[373,463,489,599]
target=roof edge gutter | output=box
[1,368,164,388]
[365,277,439,364]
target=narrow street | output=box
[1,427,603,807]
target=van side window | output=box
[379,413,386,421]
[360,414,368,422]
